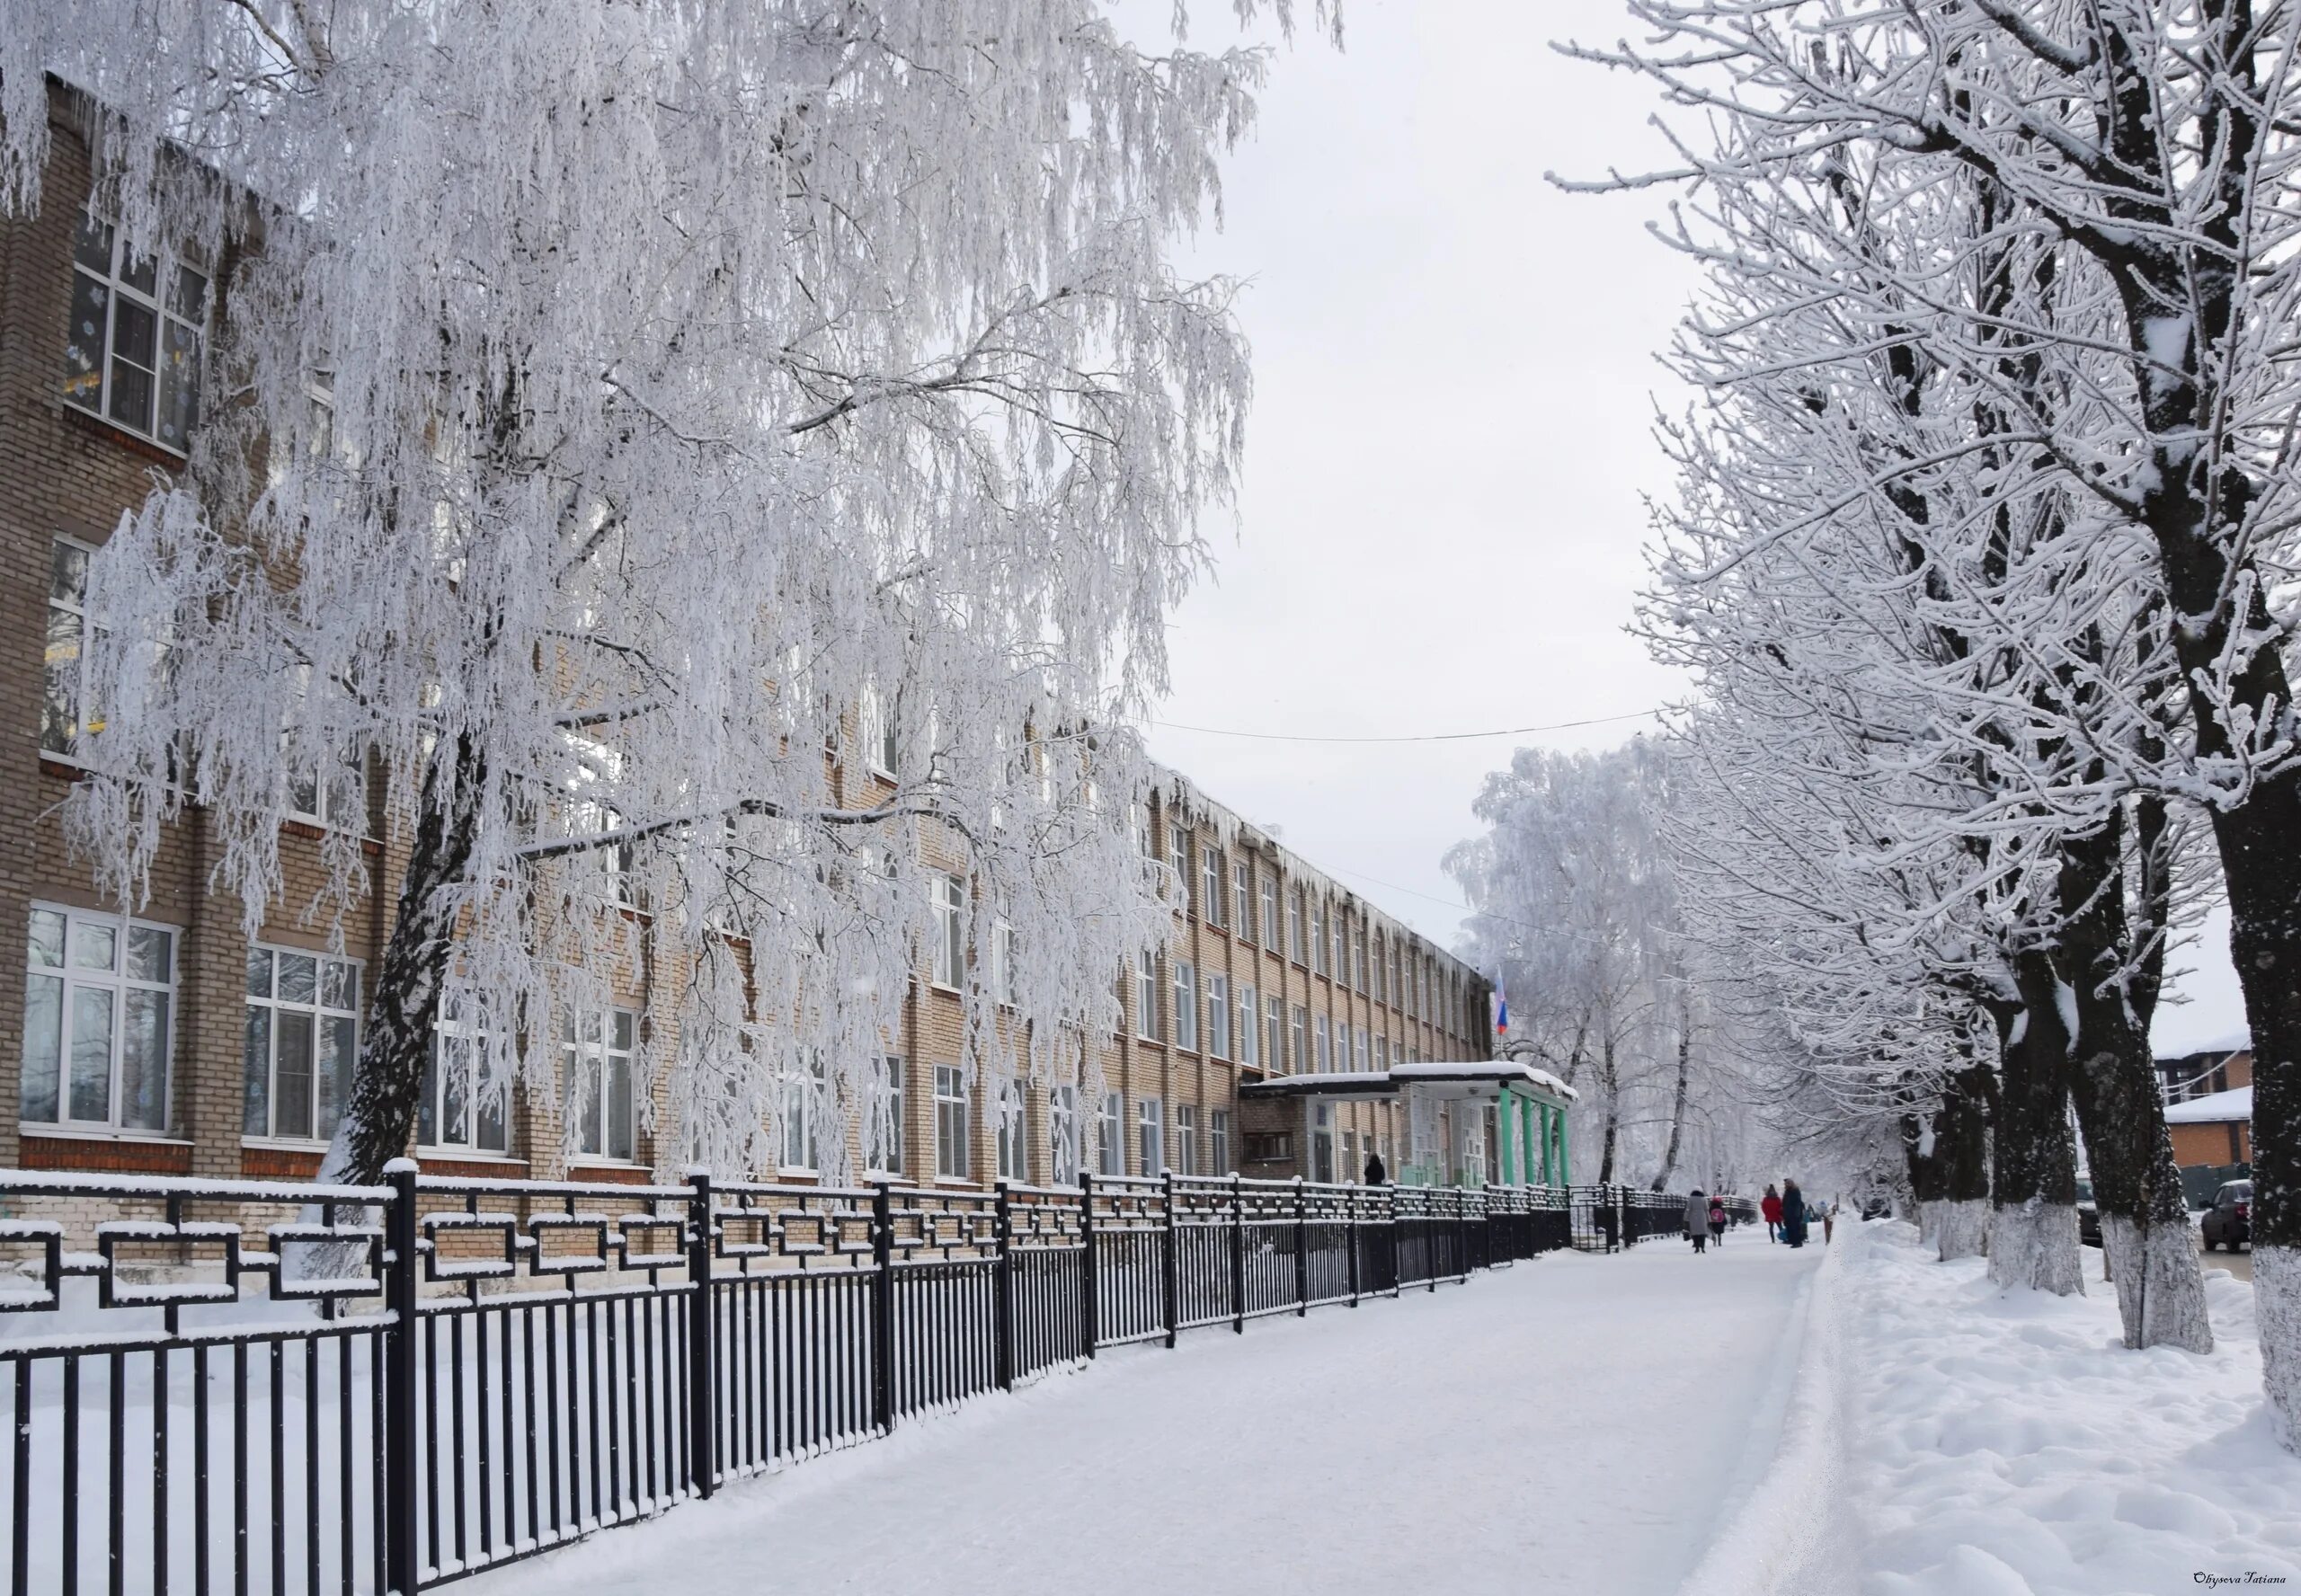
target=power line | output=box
[1143,707,1662,745]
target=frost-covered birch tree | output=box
[0,0,1320,1184]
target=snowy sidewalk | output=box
[474,1236,1820,1596]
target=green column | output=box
[1553,1105,1569,1185]
[1524,1096,1541,1186]
[1498,1089,1518,1186]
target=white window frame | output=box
[1210,1110,1231,1176]
[564,1006,639,1163]
[1206,973,1229,1060]
[1173,961,1197,1052]
[935,1064,971,1181]
[1137,1096,1164,1176]
[1237,982,1257,1068]
[1232,861,1251,938]
[991,920,1020,1007]
[779,1050,828,1172]
[1168,821,1189,909]
[1316,1015,1331,1074]
[1291,1006,1307,1075]
[1135,948,1161,1042]
[1171,1104,1199,1177]
[929,873,966,990]
[1098,1091,1124,1177]
[1310,900,1327,975]
[1260,875,1279,951]
[1202,845,1224,928]
[64,212,208,452]
[866,1054,906,1175]
[1337,1022,1352,1074]
[1289,888,1307,965]
[421,992,509,1154]
[995,1078,1026,1182]
[1049,1084,1080,1185]
[1267,998,1284,1075]
[21,903,177,1134]
[859,683,899,777]
[243,944,360,1145]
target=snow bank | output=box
[1839,1221,2301,1593]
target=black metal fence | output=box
[0,1167,1600,1594]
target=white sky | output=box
[1123,0,2248,1057]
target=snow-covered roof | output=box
[2154,1029,2251,1063]
[1239,1060,1577,1104]
[2164,1086,2252,1124]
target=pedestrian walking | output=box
[1363,1148,1386,1186]
[1780,1179,1808,1248]
[1685,1188,1710,1254]
[1761,1184,1783,1243]
[1708,1193,1728,1247]
[1821,1196,1836,1246]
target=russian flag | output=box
[1492,991,1508,1034]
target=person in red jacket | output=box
[1761,1184,1784,1244]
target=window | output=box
[64,213,206,450]
[1210,1111,1231,1175]
[1098,1091,1124,1176]
[1260,875,1279,951]
[42,539,101,760]
[22,905,173,1132]
[991,920,1019,1006]
[859,684,899,776]
[1357,1029,1371,1071]
[1206,974,1229,1060]
[1244,1131,1292,1165]
[1049,1085,1081,1184]
[420,993,507,1153]
[1134,949,1161,1042]
[240,946,358,1143]
[1137,1097,1164,1175]
[1133,804,1154,859]
[1266,998,1284,1074]
[1332,913,1346,984]
[1354,927,1368,993]
[995,1078,1025,1182]
[284,668,366,830]
[1337,1023,1352,1073]
[866,1055,905,1174]
[564,1007,637,1162]
[1310,900,1327,975]
[935,1065,971,1180]
[1173,961,1197,1051]
[1232,861,1251,938]
[1202,845,1224,927]
[1373,935,1386,1004]
[1291,1006,1307,1074]
[1316,1015,1331,1074]
[779,1050,828,1171]
[1237,983,1257,1067]
[929,873,965,989]
[1289,888,1307,964]
[1168,821,1189,909]
[1171,1104,1199,1177]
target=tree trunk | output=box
[1987,967,2084,1295]
[317,735,486,1187]
[1934,1062,1994,1263]
[1595,1034,1621,1184]
[1651,1024,1692,1193]
[2056,811,2212,1352]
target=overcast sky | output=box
[1121,0,2249,1058]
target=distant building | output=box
[2155,1040,2252,1105]
[2164,1086,2251,1168]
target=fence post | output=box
[1078,1171,1098,1360]
[686,1170,715,1500]
[1346,1187,1362,1308]
[870,1180,896,1433]
[1429,1189,1441,1291]
[1230,1174,1246,1335]
[1293,1177,1309,1317]
[383,1159,419,1596]
[1615,1184,1630,1254]
[1161,1169,1180,1350]
[993,1180,1015,1391]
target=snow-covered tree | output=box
[0,0,1320,1184]
[1573,0,2301,1440]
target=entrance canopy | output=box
[1238,1060,1576,1110]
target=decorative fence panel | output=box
[0,1164,1670,1594]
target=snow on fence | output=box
[0,1166,1622,1594]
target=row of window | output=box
[1141,807,1476,1034]
[1125,957,1436,1074]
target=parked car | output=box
[2201,1181,2252,1251]
[2074,1177,2101,1248]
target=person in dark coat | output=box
[1761,1184,1783,1242]
[1363,1149,1386,1186]
[1707,1193,1728,1246]
[1780,1180,1808,1247]
[1684,1188,1710,1254]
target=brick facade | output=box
[0,94,1494,1193]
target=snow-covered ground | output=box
[474,1235,1822,1596]
[1831,1220,2301,1595]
